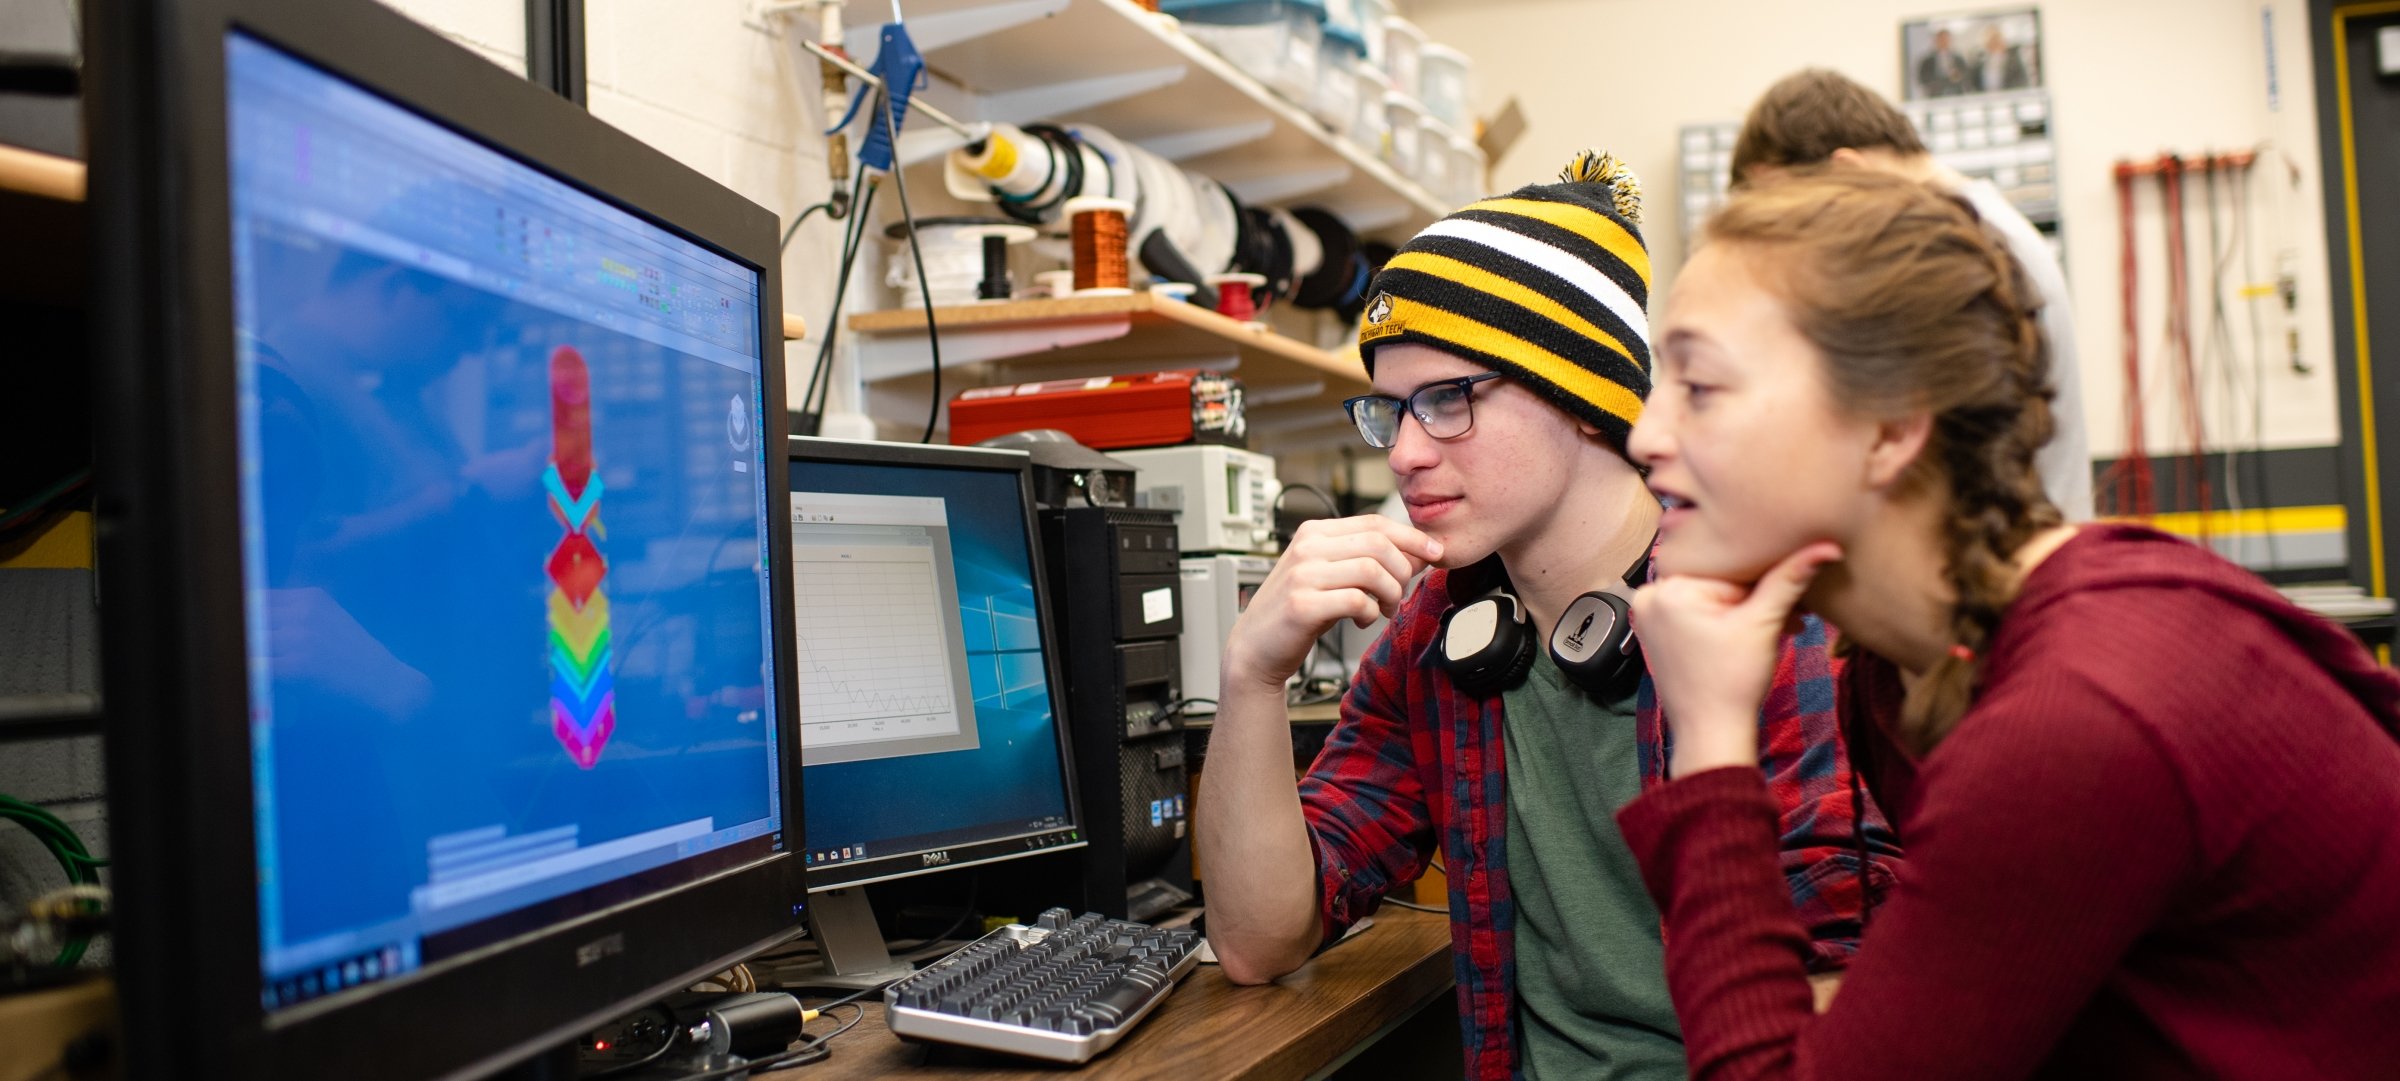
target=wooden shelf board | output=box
[0,144,83,203]
[848,293,1367,432]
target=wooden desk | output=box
[767,908,1456,1081]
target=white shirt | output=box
[1954,178,2094,521]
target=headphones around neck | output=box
[1436,547,1652,698]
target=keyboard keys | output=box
[884,910,1204,1062]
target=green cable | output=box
[1,791,106,965]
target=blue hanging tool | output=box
[853,20,925,174]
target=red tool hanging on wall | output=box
[2159,154,2213,539]
[2107,161,2157,517]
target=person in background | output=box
[1731,67,2091,521]
[1198,153,1898,1081]
[1913,28,1974,98]
[1623,167,2400,1080]
[1977,24,2032,92]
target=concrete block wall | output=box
[384,0,853,414]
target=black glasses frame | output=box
[1341,372,1506,449]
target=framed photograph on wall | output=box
[1903,8,2043,100]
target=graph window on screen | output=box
[789,492,982,763]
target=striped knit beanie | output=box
[1357,151,1652,451]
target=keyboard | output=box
[882,907,1204,1062]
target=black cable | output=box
[1161,697,1216,719]
[1271,482,1339,519]
[779,201,832,253]
[807,169,876,420]
[798,167,879,429]
[815,1003,867,1044]
[902,875,981,950]
[810,982,884,1014]
[881,87,943,444]
[804,166,875,421]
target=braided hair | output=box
[1705,168,2062,755]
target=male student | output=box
[1731,67,2093,520]
[1197,153,1898,1081]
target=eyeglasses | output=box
[1341,372,1505,449]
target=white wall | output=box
[1404,0,2341,462]
[378,0,848,415]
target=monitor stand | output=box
[788,888,917,993]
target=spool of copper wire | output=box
[1064,197,1135,295]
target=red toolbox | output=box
[948,369,1245,450]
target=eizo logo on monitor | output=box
[575,933,625,968]
[922,851,951,867]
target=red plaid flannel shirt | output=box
[1298,564,1899,1081]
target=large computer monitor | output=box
[785,439,1084,976]
[90,2,807,1078]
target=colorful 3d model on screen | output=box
[545,346,615,769]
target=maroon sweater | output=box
[1618,525,2400,1079]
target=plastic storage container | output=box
[1310,26,1366,128]
[1352,0,1392,72]
[1418,42,1472,128]
[1447,130,1486,207]
[1375,14,1426,100]
[1417,115,1458,202]
[1382,91,1427,176]
[1164,0,1324,108]
[1349,64,1390,153]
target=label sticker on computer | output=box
[1141,587,1174,625]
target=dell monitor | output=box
[785,439,1084,978]
[90,2,807,1077]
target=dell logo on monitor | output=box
[922,851,951,867]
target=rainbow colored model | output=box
[544,346,615,768]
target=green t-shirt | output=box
[1501,654,1685,1081]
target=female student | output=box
[1617,168,2400,1079]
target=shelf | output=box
[0,693,103,743]
[0,143,83,202]
[847,293,1367,439]
[865,0,1447,240]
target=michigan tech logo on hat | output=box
[1360,292,1400,342]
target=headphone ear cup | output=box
[1439,594,1536,696]
[1492,625,1537,691]
[1549,589,1640,697]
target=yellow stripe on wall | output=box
[2111,504,2347,537]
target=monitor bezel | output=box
[784,437,1088,893]
[89,2,809,1079]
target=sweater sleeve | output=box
[1617,672,2197,1081]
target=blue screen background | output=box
[791,460,1075,856]
[241,234,776,953]
[228,34,780,977]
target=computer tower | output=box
[1012,505,1195,920]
